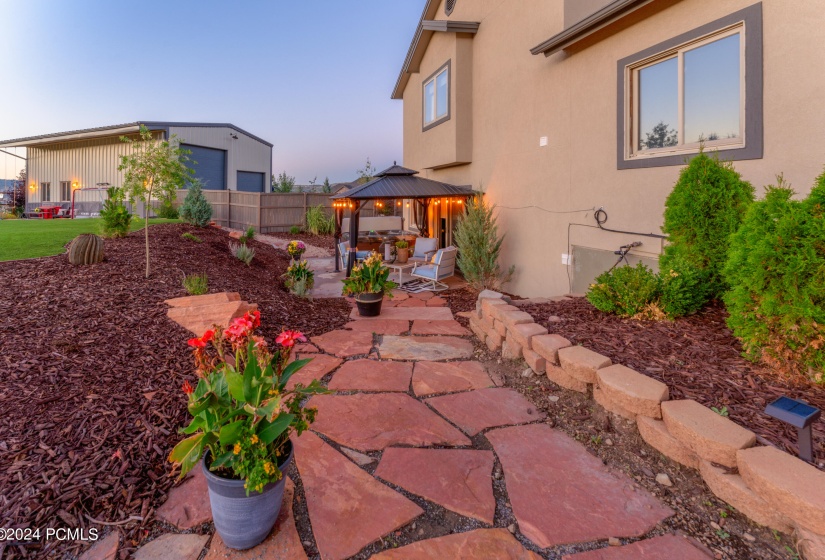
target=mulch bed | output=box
[522,298,825,465]
[262,232,337,251]
[0,224,351,558]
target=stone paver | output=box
[79,531,119,560]
[379,335,473,361]
[397,297,426,307]
[487,424,673,548]
[737,445,825,534]
[285,354,342,389]
[597,365,668,418]
[561,535,711,559]
[294,342,319,354]
[410,320,470,336]
[309,393,471,451]
[375,448,496,523]
[426,296,447,307]
[372,528,542,559]
[134,533,208,560]
[312,329,374,358]
[156,465,211,529]
[294,431,423,560]
[661,400,756,468]
[345,319,409,335]
[340,447,376,466]
[204,479,306,560]
[427,388,546,436]
[350,306,454,321]
[329,359,413,392]
[412,361,494,396]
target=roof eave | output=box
[530,0,654,57]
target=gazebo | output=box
[331,164,476,275]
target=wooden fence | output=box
[174,190,377,233]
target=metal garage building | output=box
[0,121,273,212]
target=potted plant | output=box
[395,240,410,264]
[168,311,327,550]
[287,240,306,262]
[341,251,398,316]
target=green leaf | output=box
[243,346,262,406]
[188,392,216,416]
[218,419,246,446]
[256,397,280,421]
[210,451,236,470]
[279,358,311,389]
[258,414,295,445]
[180,416,205,434]
[226,370,245,401]
[169,433,206,477]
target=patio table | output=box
[387,262,415,285]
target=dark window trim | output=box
[60,180,71,201]
[617,3,762,170]
[422,59,451,132]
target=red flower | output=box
[182,380,194,395]
[187,329,215,349]
[245,310,261,328]
[276,330,307,348]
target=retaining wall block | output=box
[558,346,612,384]
[637,416,700,470]
[532,334,572,365]
[597,364,668,419]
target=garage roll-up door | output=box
[237,171,265,193]
[182,144,226,190]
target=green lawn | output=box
[0,218,180,261]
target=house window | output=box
[60,181,72,201]
[617,4,763,169]
[40,182,51,202]
[423,61,450,130]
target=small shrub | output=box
[179,179,213,227]
[183,273,208,295]
[660,148,754,299]
[659,254,712,318]
[454,196,514,290]
[586,262,660,317]
[289,225,302,235]
[306,205,333,235]
[723,174,825,382]
[283,260,315,298]
[181,232,202,243]
[157,199,179,219]
[1,212,18,220]
[341,252,397,297]
[99,186,132,238]
[395,239,409,249]
[230,242,255,266]
[239,226,256,244]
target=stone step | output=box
[596,364,668,419]
[349,306,453,322]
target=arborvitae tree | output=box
[454,196,514,290]
[179,179,213,227]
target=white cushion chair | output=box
[339,242,370,270]
[411,246,457,291]
[409,237,439,265]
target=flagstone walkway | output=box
[129,291,714,560]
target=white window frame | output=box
[40,182,51,202]
[626,25,746,160]
[60,181,71,201]
[422,60,450,130]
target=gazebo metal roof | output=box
[331,163,475,200]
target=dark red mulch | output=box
[0,224,351,558]
[260,231,336,251]
[523,298,825,465]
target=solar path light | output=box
[765,396,821,464]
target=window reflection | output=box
[684,34,740,143]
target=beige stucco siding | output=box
[402,0,825,297]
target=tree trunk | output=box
[144,195,150,278]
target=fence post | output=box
[303,192,308,230]
[257,193,262,233]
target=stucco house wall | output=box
[398,0,825,297]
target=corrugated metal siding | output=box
[169,126,272,192]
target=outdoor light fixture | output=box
[29,183,35,190]
[72,181,79,189]
[765,396,821,463]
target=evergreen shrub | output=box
[179,180,213,227]
[659,254,712,319]
[454,196,514,290]
[100,187,132,238]
[586,262,660,317]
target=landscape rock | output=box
[79,531,119,560]
[655,473,673,487]
[636,416,700,470]
[662,400,756,468]
[340,447,376,466]
[558,346,612,384]
[428,388,546,436]
[596,365,668,419]
[167,300,258,336]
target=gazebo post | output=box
[346,201,362,277]
[333,203,344,272]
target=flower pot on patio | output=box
[355,292,384,317]
[202,441,294,550]
[396,247,409,264]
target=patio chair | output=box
[410,246,457,291]
[338,242,370,270]
[409,237,439,264]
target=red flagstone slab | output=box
[79,531,119,560]
[309,393,471,451]
[345,319,409,335]
[349,306,453,321]
[426,296,447,307]
[561,534,711,559]
[293,342,319,354]
[411,320,471,336]
[427,388,546,436]
[412,361,494,397]
[134,534,208,560]
[398,297,426,307]
[312,329,374,358]
[156,465,211,529]
[412,291,435,300]
[487,424,673,548]
[165,292,241,308]
[379,335,473,361]
[372,528,542,560]
[328,359,413,392]
[286,354,342,389]
[294,432,423,560]
[375,448,496,523]
[204,479,306,560]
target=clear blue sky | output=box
[0,0,424,183]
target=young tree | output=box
[356,157,377,184]
[322,177,332,194]
[179,179,213,227]
[272,171,295,193]
[454,196,514,290]
[118,125,193,278]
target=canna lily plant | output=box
[168,311,327,494]
[341,251,398,297]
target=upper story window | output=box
[423,60,450,130]
[617,4,762,169]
